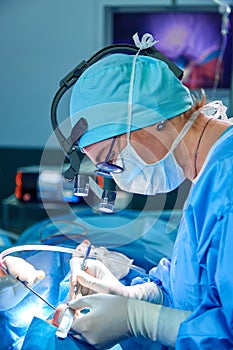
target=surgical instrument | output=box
[0,260,57,311]
[56,243,92,339]
[73,242,92,297]
[0,244,80,311]
[16,277,56,310]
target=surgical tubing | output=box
[0,244,77,267]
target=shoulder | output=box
[188,128,233,210]
[200,127,233,179]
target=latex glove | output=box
[66,294,191,349]
[127,298,191,347]
[69,294,132,349]
[72,240,133,280]
[0,256,45,311]
[70,258,162,304]
[0,256,45,288]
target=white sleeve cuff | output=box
[127,298,191,347]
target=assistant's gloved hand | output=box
[65,293,191,349]
[0,256,45,288]
[69,257,162,304]
[0,256,45,311]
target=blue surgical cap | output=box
[70,53,193,148]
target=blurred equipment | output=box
[15,165,79,204]
[212,0,233,90]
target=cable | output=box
[0,244,76,267]
[212,34,228,91]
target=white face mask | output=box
[112,113,198,195]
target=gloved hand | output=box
[0,256,45,311]
[72,240,133,280]
[69,257,162,304]
[0,256,45,288]
[59,294,131,349]
[64,293,191,349]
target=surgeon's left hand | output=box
[64,293,191,349]
[69,294,132,349]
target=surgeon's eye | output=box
[156,121,166,131]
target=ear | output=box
[156,121,166,131]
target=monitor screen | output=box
[110,7,233,91]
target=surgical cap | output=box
[70,53,193,148]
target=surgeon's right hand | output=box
[70,257,163,304]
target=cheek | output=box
[150,128,178,161]
[153,139,170,161]
[130,136,170,164]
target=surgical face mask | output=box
[112,113,198,195]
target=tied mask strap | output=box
[126,33,159,143]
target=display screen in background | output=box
[112,11,233,90]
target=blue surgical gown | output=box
[150,126,233,348]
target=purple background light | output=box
[113,11,233,89]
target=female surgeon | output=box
[56,34,233,349]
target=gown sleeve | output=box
[176,210,233,349]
